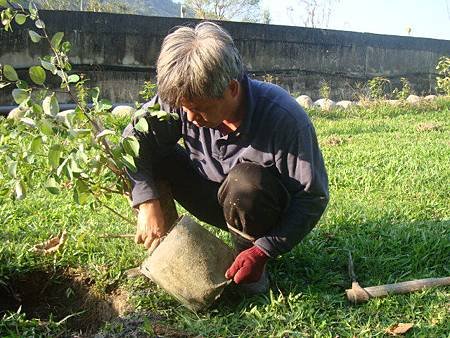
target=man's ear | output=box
[228,79,240,98]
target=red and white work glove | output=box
[225,246,269,284]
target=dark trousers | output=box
[155,146,289,242]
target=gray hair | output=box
[156,22,244,107]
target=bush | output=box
[139,80,157,102]
[392,77,412,100]
[0,3,174,221]
[319,80,331,99]
[436,56,450,96]
[368,76,390,100]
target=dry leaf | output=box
[30,230,68,254]
[416,122,442,132]
[386,323,414,336]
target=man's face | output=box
[181,96,231,128]
[181,81,240,129]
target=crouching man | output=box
[123,22,329,293]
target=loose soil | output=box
[0,268,131,335]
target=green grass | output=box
[1,99,449,336]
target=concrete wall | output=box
[1,10,449,105]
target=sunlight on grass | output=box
[1,99,449,336]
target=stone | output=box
[296,95,313,109]
[424,95,437,101]
[406,95,421,105]
[314,98,336,111]
[356,100,371,107]
[386,99,402,106]
[336,100,355,109]
[112,105,136,118]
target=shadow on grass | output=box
[213,219,448,310]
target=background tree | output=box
[26,0,137,14]
[261,8,271,24]
[183,0,261,21]
[287,0,339,28]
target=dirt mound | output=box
[0,268,131,334]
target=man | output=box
[123,22,329,293]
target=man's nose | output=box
[185,109,197,122]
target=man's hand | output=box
[136,199,169,252]
[225,246,269,284]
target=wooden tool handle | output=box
[346,277,450,304]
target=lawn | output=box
[0,98,449,337]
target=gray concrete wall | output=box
[1,10,449,105]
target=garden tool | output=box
[345,251,450,304]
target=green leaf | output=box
[76,147,89,164]
[30,136,43,153]
[32,103,43,114]
[29,65,46,85]
[61,41,72,53]
[8,161,17,178]
[16,80,29,89]
[67,74,80,83]
[134,117,149,133]
[56,157,69,177]
[96,129,115,140]
[25,154,36,164]
[14,13,26,25]
[57,157,74,180]
[20,117,36,128]
[14,180,26,200]
[122,154,136,172]
[70,155,82,173]
[64,164,74,180]
[89,87,100,103]
[122,136,140,157]
[3,64,18,81]
[63,61,72,72]
[150,110,171,121]
[76,179,90,193]
[35,19,45,29]
[40,59,57,74]
[98,99,112,111]
[56,109,75,128]
[48,145,62,169]
[38,119,54,136]
[42,94,59,116]
[12,88,28,104]
[45,177,60,194]
[28,30,42,43]
[29,2,38,19]
[56,69,65,81]
[0,0,10,7]
[71,128,91,138]
[74,189,89,205]
[50,31,64,49]
[133,108,147,120]
[1,9,12,30]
